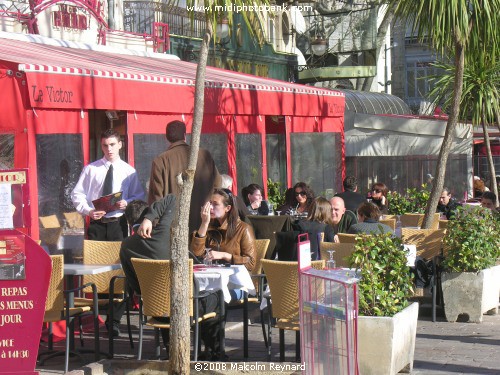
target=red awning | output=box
[0,35,344,117]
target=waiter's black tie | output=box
[102,164,113,196]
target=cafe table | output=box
[246,215,293,259]
[193,264,256,303]
[63,263,122,352]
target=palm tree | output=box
[428,53,500,205]
[389,0,499,228]
[169,1,268,373]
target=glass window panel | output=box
[265,134,286,188]
[133,134,168,192]
[290,133,341,199]
[0,134,14,169]
[406,70,415,98]
[135,133,228,194]
[236,134,263,193]
[416,69,427,98]
[36,134,84,218]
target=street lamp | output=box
[383,42,398,94]
[310,38,328,56]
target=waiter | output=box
[72,128,145,240]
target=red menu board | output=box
[0,230,51,375]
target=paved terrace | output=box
[36,303,500,374]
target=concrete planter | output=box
[442,265,500,323]
[357,302,419,375]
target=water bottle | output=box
[395,215,402,237]
[267,202,274,215]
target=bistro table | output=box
[63,263,122,353]
[193,264,256,303]
[246,215,293,259]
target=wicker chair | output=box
[261,259,325,361]
[379,218,396,230]
[63,211,85,229]
[226,239,270,358]
[336,233,358,243]
[401,213,440,229]
[401,228,447,322]
[131,259,222,361]
[38,255,100,373]
[76,240,133,357]
[319,242,356,268]
[438,219,449,229]
[39,215,63,248]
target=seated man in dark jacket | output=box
[329,197,357,242]
[120,196,224,359]
[436,188,461,220]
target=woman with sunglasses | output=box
[191,188,256,272]
[369,182,389,214]
[278,182,315,216]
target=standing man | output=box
[148,120,221,234]
[72,129,145,240]
[335,176,366,213]
[437,187,461,219]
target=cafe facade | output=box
[0,33,345,241]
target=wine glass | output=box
[275,210,282,216]
[326,250,336,270]
[204,248,212,266]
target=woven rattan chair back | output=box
[438,219,449,229]
[39,215,60,228]
[319,242,355,268]
[63,212,85,229]
[261,259,324,320]
[379,218,396,230]
[82,240,124,293]
[336,233,357,243]
[381,214,396,221]
[401,228,446,259]
[401,213,440,229]
[132,259,194,317]
[252,239,270,288]
[45,255,65,319]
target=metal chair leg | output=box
[260,309,268,348]
[279,329,285,362]
[243,295,249,358]
[295,330,300,362]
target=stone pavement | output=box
[36,303,500,374]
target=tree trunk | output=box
[481,105,499,206]
[169,23,212,375]
[422,41,465,229]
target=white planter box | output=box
[442,265,500,323]
[357,302,419,375]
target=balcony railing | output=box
[123,2,205,38]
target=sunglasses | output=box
[295,191,307,197]
[372,189,382,193]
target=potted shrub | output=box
[348,232,418,375]
[387,184,430,215]
[441,206,500,323]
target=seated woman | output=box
[296,197,335,260]
[242,183,270,215]
[278,182,315,216]
[347,202,394,235]
[369,182,389,214]
[191,188,256,274]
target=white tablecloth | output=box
[194,264,256,303]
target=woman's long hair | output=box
[241,183,263,206]
[307,197,334,226]
[213,188,239,239]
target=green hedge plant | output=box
[348,232,414,317]
[266,178,286,208]
[442,206,500,272]
[388,184,430,215]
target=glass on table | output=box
[326,250,336,270]
[204,248,212,266]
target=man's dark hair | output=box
[357,202,381,220]
[125,200,149,227]
[482,191,497,202]
[343,176,358,191]
[101,128,121,141]
[166,120,186,143]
